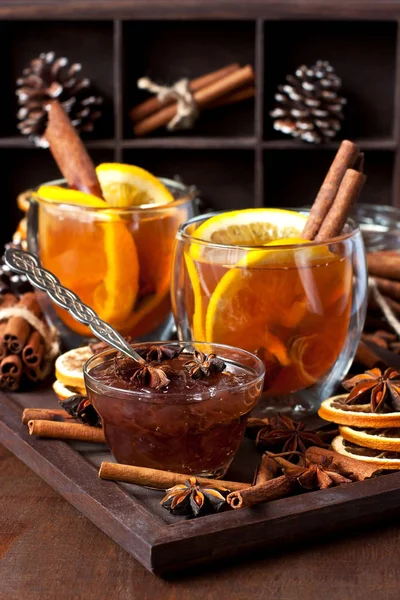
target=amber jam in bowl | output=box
[84,341,265,478]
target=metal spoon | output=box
[4,247,145,364]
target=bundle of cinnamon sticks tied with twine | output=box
[129,63,255,137]
[0,290,59,390]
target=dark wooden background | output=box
[1,1,400,248]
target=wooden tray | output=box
[2,386,400,575]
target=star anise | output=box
[283,456,354,490]
[342,367,400,413]
[60,394,101,427]
[135,344,182,363]
[130,363,176,390]
[161,477,229,517]
[114,354,176,390]
[183,350,226,379]
[255,414,328,457]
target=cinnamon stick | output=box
[0,355,22,390]
[301,140,359,240]
[0,323,7,361]
[354,339,385,370]
[45,100,103,198]
[253,454,279,485]
[305,447,380,480]
[367,253,400,281]
[0,293,18,308]
[22,408,73,425]
[130,62,240,123]
[134,65,255,137]
[3,292,41,353]
[98,462,249,492]
[22,331,44,366]
[315,169,366,241]
[205,85,255,109]
[227,476,295,509]
[28,420,106,443]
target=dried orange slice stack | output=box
[319,367,400,469]
[52,346,93,400]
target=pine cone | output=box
[270,60,346,144]
[16,51,103,147]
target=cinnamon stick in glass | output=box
[134,65,255,137]
[99,462,249,492]
[130,62,240,123]
[45,100,103,198]
[301,140,359,240]
[227,476,295,509]
[314,169,366,241]
[28,419,106,443]
[22,407,73,425]
[3,292,41,353]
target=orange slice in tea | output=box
[36,185,109,208]
[96,163,175,208]
[36,186,140,332]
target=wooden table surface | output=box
[1,443,400,600]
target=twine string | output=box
[137,76,199,130]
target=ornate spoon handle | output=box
[4,247,144,363]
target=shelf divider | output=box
[113,19,123,162]
[254,18,264,207]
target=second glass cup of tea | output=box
[27,178,196,345]
[172,212,368,416]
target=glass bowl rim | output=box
[83,340,266,403]
[177,209,361,251]
[29,177,198,214]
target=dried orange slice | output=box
[332,436,400,469]
[319,396,400,428]
[55,346,93,389]
[96,163,174,207]
[340,425,400,452]
[53,379,86,401]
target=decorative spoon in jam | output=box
[4,247,145,364]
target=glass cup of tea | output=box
[84,341,265,478]
[172,212,368,417]
[26,177,197,347]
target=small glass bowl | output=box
[351,203,400,252]
[84,341,265,478]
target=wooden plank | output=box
[0,391,164,573]
[5,386,400,574]
[1,1,400,20]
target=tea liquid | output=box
[183,249,352,395]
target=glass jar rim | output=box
[83,340,265,403]
[178,209,361,251]
[30,177,198,214]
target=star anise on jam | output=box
[161,477,229,517]
[136,344,183,363]
[60,394,101,427]
[255,414,328,457]
[114,354,176,390]
[342,367,400,413]
[283,456,354,490]
[183,350,226,379]
[130,363,176,390]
